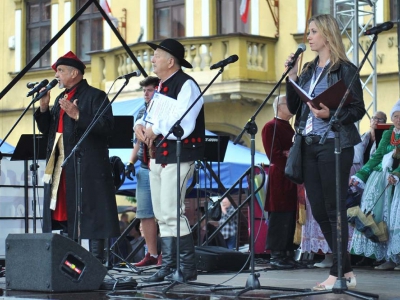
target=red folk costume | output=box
[52,86,77,221]
[261,118,298,212]
[34,51,120,240]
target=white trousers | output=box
[149,159,194,237]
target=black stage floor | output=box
[1,259,399,300]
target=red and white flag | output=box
[99,0,112,15]
[99,0,118,28]
[240,0,250,24]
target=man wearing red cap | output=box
[135,39,205,283]
[34,51,120,262]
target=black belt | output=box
[304,135,321,145]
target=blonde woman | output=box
[285,14,365,290]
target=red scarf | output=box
[52,87,78,221]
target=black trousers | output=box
[302,139,353,277]
[266,211,296,251]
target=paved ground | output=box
[1,260,399,300]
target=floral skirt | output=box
[300,196,354,254]
[300,163,359,254]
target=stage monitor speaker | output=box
[5,233,107,292]
[195,246,250,272]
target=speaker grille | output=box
[6,233,107,292]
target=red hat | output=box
[51,51,86,74]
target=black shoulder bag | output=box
[284,106,310,184]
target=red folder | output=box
[289,78,353,110]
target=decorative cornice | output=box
[13,0,22,10]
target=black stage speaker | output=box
[5,233,107,292]
[195,246,250,272]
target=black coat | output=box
[34,79,120,239]
[286,57,365,149]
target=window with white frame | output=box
[26,0,51,68]
[76,0,103,62]
[217,0,250,34]
[154,0,185,40]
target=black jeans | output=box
[302,138,353,277]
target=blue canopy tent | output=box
[0,139,15,154]
[110,98,269,193]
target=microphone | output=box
[26,82,39,89]
[210,55,239,70]
[32,79,59,102]
[287,43,306,69]
[364,21,394,35]
[117,70,141,80]
[26,79,49,97]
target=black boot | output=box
[178,234,197,282]
[89,239,105,263]
[284,250,298,267]
[141,237,176,283]
[270,250,294,270]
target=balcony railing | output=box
[89,33,277,95]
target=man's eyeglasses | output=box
[372,116,385,123]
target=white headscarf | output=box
[390,99,400,119]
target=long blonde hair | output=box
[308,14,350,67]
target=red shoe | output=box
[134,253,158,267]
[157,253,162,266]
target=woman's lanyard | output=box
[304,59,330,135]
[308,59,330,98]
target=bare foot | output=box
[319,275,337,287]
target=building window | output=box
[312,0,333,15]
[217,0,250,34]
[390,0,398,22]
[26,0,51,68]
[76,0,103,62]
[154,0,185,40]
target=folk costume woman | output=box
[351,100,400,270]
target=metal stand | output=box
[161,125,185,290]
[210,54,313,296]
[106,218,143,273]
[211,120,309,296]
[30,101,40,232]
[193,135,229,246]
[192,163,266,248]
[0,89,48,233]
[270,34,380,300]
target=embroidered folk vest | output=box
[154,70,205,164]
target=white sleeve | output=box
[152,79,203,139]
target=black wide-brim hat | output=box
[147,39,192,69]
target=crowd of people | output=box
[34,13,400,292]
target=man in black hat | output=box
[34,51,120,262]
[135,39,205,282]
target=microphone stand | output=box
[0,90,45,233]
[145,68,226,293]
[62,78,130,245]
[30,99,39,233]
[270,36,380,300]
[212,68,309,296]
